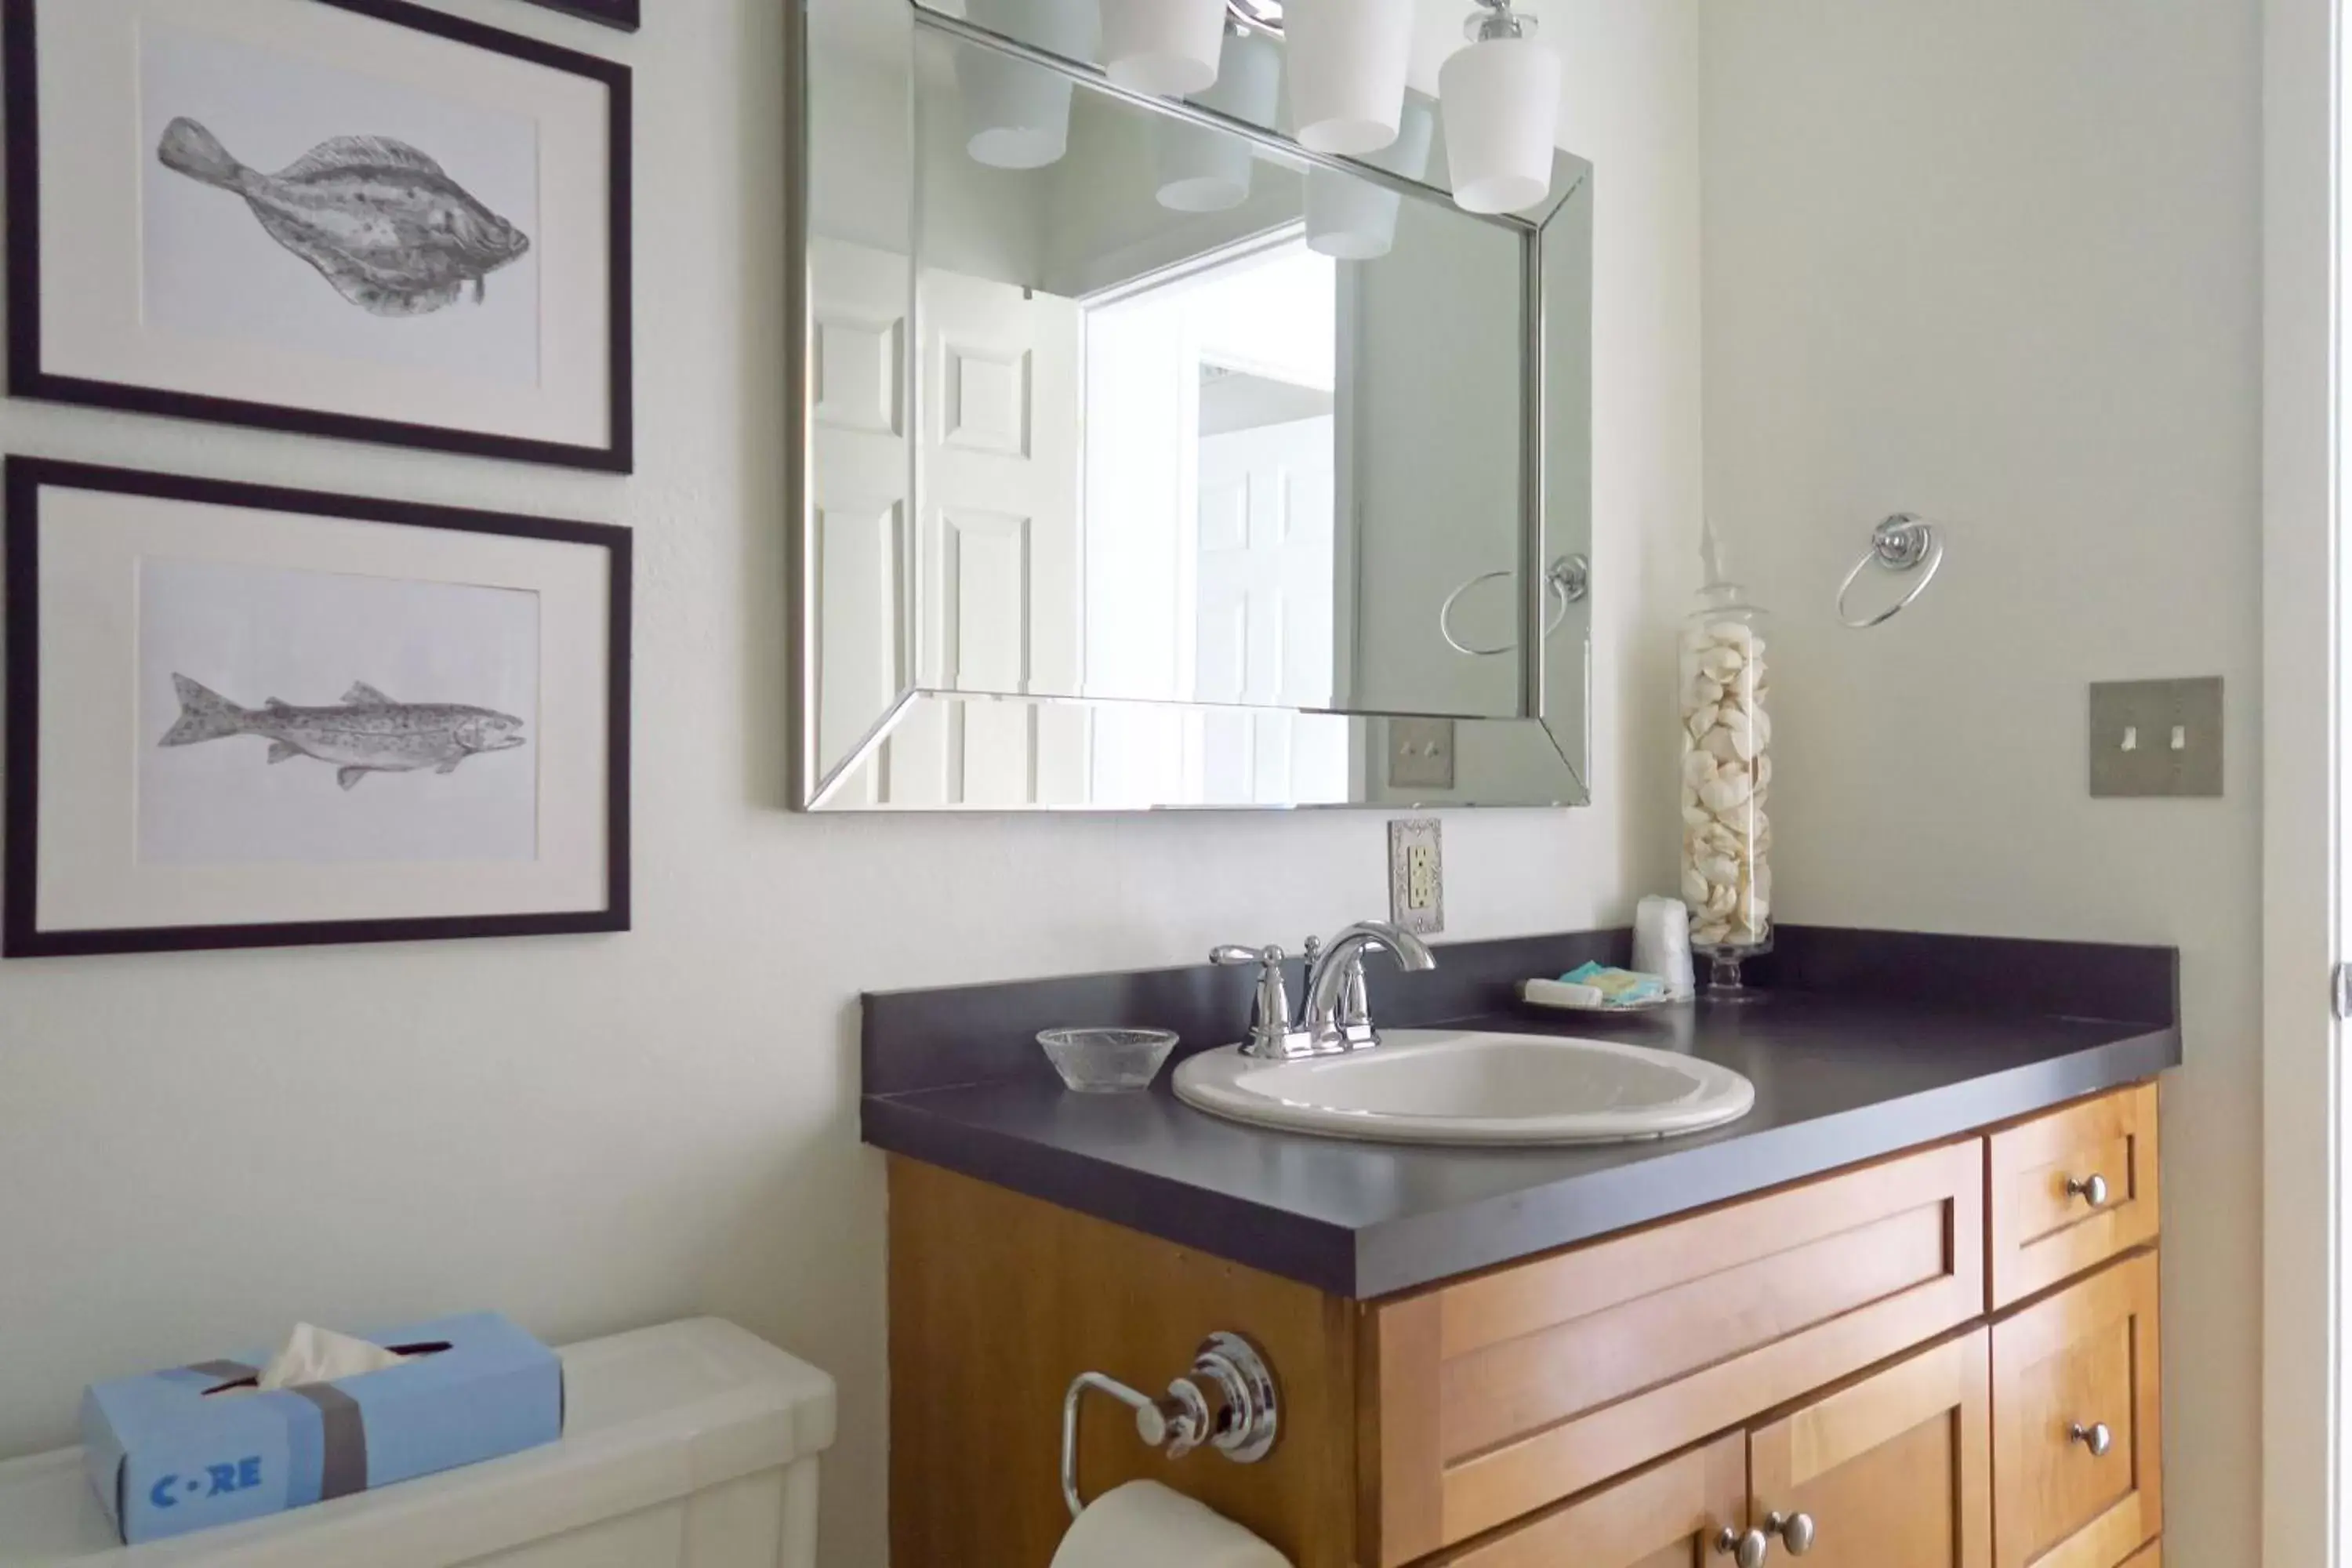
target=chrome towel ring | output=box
[1836,514,1944,630]
[1439,553,1589,657]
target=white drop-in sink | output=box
[1172,1029,1756,1146]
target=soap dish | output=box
[1038,1028,1180,1093]
[1520,978,1685,1014]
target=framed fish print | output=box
[2,0,633,471]
[3,459,633,957]
[516,0,640,31]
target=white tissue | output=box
[1052,1481,1290,1568]
[257,1323,408,1391]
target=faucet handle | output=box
[1210,945,1305,1060]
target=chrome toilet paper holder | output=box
[1059,1331,1280,1519]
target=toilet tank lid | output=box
[0,1317,837,1568]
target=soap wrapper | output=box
[80,1311,562,1545]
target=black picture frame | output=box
[3,458,634,958]
[516,0,640,31]
[2,0,635,472]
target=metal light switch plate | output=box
[1387,717,1456,792]
[2089,677,2223,798]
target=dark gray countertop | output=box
[861,928,2183,1298]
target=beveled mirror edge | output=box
[786,0,1596,812]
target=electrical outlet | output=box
[1388,818,1444,935]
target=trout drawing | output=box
[156,116,531,317]
[159,676,527,792]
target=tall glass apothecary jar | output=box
[1679,543,1772,996]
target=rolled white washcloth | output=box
[1051,1480,1290,1568]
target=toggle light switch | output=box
[2089,677,2223,798]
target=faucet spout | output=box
[1303,920,1436,1052]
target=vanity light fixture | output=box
[1101,0,1230,96]
[1438,0,1562,215]
[1283,0,1416,155]
[1305,99,1436,259]
[1156,26,1283,211]
[956,0,1097,169]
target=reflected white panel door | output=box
[897,267,1087,806]
[1194,416,1345,803]
[808,238,909,806]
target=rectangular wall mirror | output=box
[789,0,1594,810]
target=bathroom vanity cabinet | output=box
[886,1082,2163,1568]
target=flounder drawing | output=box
[156,117,530,317]
[160,675,528,793]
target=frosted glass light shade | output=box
[1156,31,1282,211]
[1305,100,1434,260]
[956,0,1097,169]
[1101,0,1229,97]
[1283,0,1415,154]
[1438,34,1562,214]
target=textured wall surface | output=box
[0,1,1704,1560]
[1701,2,2262,1560]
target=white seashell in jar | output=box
[1692,919,1732,946]
[1720,710,1757,761]
[1682,750,1719,789]
[1682,803,1711,828]
[1708,622,1756,654]
[1751,706,1773,749]
[1700,769,1753,815]
[1697,855,1740,891]
[1755,753,1774,789]
[1684,674,1724,710]
[1686,702,1720,741]
[1704,883,1738,918]
[1682,867,1710,905]
[1698,644,1744,682]
[1701,724,1744,765]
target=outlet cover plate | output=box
[2089,677,2223,798]
[1387,717,1456,792]
[1388,818,1444,935]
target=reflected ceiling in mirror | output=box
[793,0,1592,810]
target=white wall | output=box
[1700,2,2260,1561]
[0,2,1703,1564]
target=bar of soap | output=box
[1523,978,1608,1009]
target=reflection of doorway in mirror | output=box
[1082,238,1347,805]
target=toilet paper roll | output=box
[1051,1480,1291,1568]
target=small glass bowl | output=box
[1037,1027,1180,1093]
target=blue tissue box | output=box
[80,1312,563,1544]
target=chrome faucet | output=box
[1302,921,1436,1051]
[1210,920,1436,1060]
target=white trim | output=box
[2266,0,2343,1560]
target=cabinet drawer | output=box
[1987,1083,2160,1308]
[1361,1139,1985,1566]
[1991,1251,2162,1568]
[1748,1329,1991,1568]
[1421,1435,1744,1568]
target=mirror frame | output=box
[786,1,1595,811]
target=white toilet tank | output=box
[0,1318,836,1568]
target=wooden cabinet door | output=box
[1987,1084,2161,1308]
[1746,1329,1991,1568]
[1423,1434,1748,1568]
[1363,1138,1986,1564]
[1991,1252,2162,1568]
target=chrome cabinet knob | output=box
[1766,1511,1817,1555]
[2065,1171,2111,1207]
[1714,1527,1771,1568]
[2071,1421,2114,1457]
